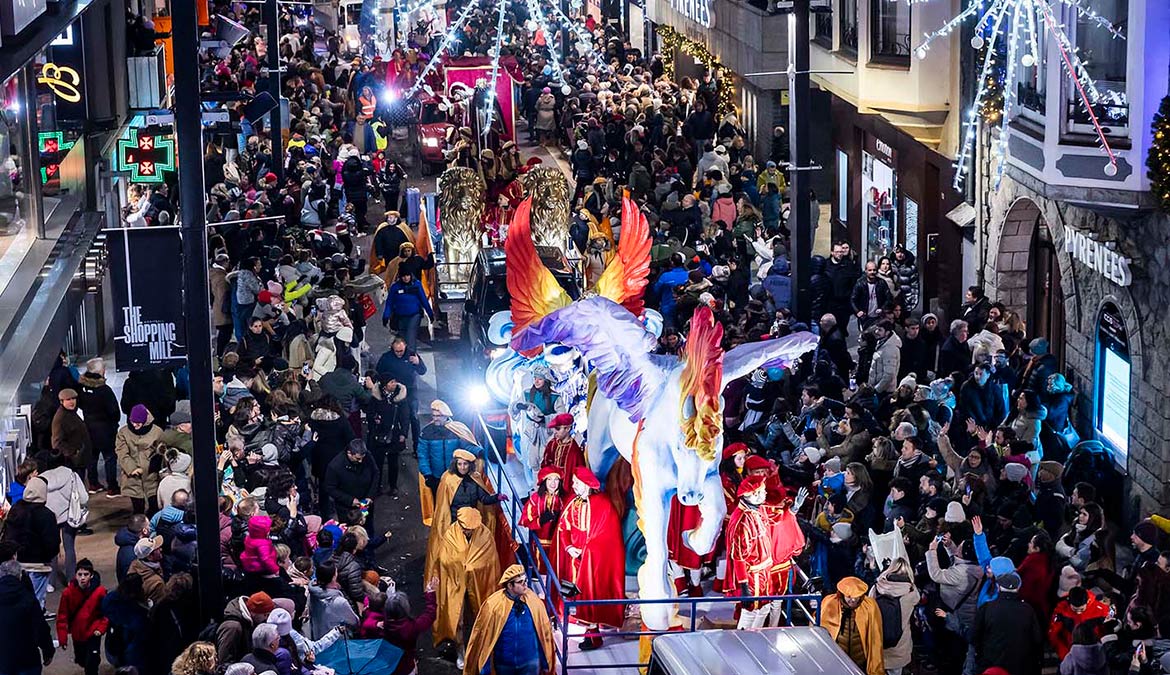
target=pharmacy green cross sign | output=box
[116,127,176,184]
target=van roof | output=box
[651,627,864,675]
[478,246,573,277]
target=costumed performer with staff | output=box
[519,466,567,574]
[726,473,775,629]
[554,465,625,650]
[434,507,502,670]
[424,447,508,581]
[462,564,557,675]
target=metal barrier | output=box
[472,410,824,675]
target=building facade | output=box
[981,0,1170,513]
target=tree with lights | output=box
[1148,95,1170,212]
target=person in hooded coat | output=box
[115,405,164,515]
[433,507,500,668]
[77,358,121,494]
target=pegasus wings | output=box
[511,295,663,421]
[594,194,652,317]
[505,197,571,335]
[721,331,820,388]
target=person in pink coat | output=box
[240,514,280,575]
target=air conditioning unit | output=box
[128,44,168,109]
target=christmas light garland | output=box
[655,25,736,117]
[1147,96,1170,212]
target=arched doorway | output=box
[996,198,1065,367]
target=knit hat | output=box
[548,412,574,429]
[926,497,948,516]
[1058,565,1082,597]
[245,592,276,615]
[169,453,193,474]
[893,422,917,441]
[944,501,966,523]
[456,507,483,529]
[257,290,274,305]
[577,140,589,150]
[1134,520,1160,547]
[266,608,293,636]
[831,522,853,543]
[170,400,192,426]
[1003,462,1028,483]
[225,664,256,675]
[898,374,917,390]
[996,572,1021,592]
[130,404,149,425]
[803,446,824,464]
[823,457,842,474]
[22,477,47,504]
[134,535,164,560]
[837,576,868,597]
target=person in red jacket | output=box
[55,558,108,675]
[382,576,439,675]
[1049,586,1109,659]
[1017,531,1057,620]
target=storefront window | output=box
[836,149,848,223]
[813,7,833,48]
[869,0,909,65]
[0,75,36,296]
[1095,302,1129,465]
[839,0,858,55]
[1068,0,1127,135]
[861,147,897,263]
[1017,27,1047,121]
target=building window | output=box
[836,149,849,223]
[869,0,909,65]
[1067,0,1127,136]
[839,0,858,55]
[1017,27,1047,121]
[813,5,833,48]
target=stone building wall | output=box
[981,172,1170,516]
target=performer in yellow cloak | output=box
[424,448,505,581]
[463,564,556,675]
[434,507,501,663]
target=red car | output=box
[416,95,452,175]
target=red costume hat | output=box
[573,465,601,491]
[737,474,767,497]
[537,466,563,482]
[744,455,772,472]
[722,442,749,460]
[548,412,574,429]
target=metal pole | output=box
[264,0,285,180]
[787,0,813,323]
[18,64,43,238]
[173,0,224,623]
[560,0,570,63]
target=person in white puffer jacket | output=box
[39,457,88,584]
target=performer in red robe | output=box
[554,465,625,649]
[713,442,749,593]
[743,453,807,625]
[519,466,566,574]
[725,474,774,629]
[541,413,585,482]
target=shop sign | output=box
[107,227,187,371]
[669,0,712,28]
[866,134,896,166]
[1064,225,1132,287]
[115,127,176,184]
[38,130,75,183]
[0,0,47,37]
[38,62,81,103]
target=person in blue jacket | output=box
[416,399,481,493]
[763,257,792,311]
[382,270,434,352]
[652,253,690,331]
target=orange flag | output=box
[416,209,437,303]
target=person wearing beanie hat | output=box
[116,402,164,515]
[831,521,854,543]
[820,577,885,675]
[553,464,624,648]
[1003,462,1029,483]
[462,563,556,675]
[1127,520,1162,580]
[541,412,585,485]
[944,501,967,524]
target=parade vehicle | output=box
[415,95,453,175]
[647,627,863,675]
[461,247,580,372]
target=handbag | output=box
[66,474,88,528]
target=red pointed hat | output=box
[573,465,601,491]
[737,474,767,497]
[548,412,575,429]
[722,442,749,460]
[744,455,772,472]
[537,466,563,482]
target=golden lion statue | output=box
[438,167,486,285]
[519,166,571,250]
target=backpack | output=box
[875,593,904,648]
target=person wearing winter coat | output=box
[973,571,1044,675]
[891,246,919,310]
[40,456,88,581]
[416,400,481,490]
[115,405,164,515]
[115,514,149,583]
[381,271,434,352]
[55,559,107,675]
[1059,623,1109,675]
[51,388,92,475]
[240,515,281,576]
[1050,587,1111,660]
[307,564,359,640]
[851,262,894,332]
[926,536,983,631]
[762,258,792,311]
[382,580,438,675]
[871,559,921,675]
[101,574,150,672]
[77,359,121,494]
[216,593,277,663]
[323,440,378,519]
[0,559,55,674]
[0,477,59,607]
[211,253,234,355]
[307,400,354,498]
[867,321,903,395]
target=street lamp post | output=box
[787,0,813,323]
[264,0,285,181]
[172,0,225,623]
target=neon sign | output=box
[37,63,82,103]
[38,131,75,183]
[115,128,176,184]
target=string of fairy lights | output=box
[911,0,1126,188]
[402,0,482,99]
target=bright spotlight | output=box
[468,384,492,409]
[381,89,398,105]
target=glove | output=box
[424,476,440,490]
[539,510,555,525]
[793,487,809,512]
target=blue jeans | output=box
[395,313,423,352]
[29,571,50,608]
[233,302,255,342]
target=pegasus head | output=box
[672,305,724,505]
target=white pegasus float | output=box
[506,195,818,631]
